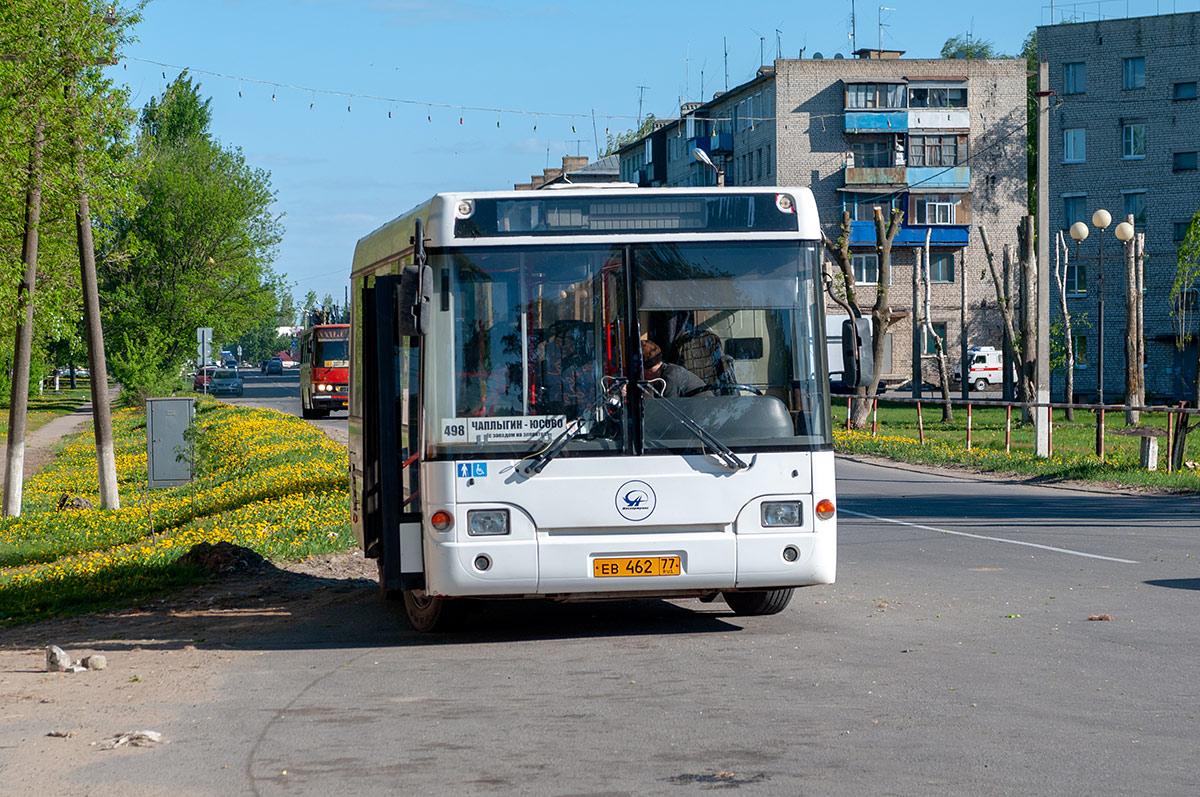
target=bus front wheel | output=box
[402,589,466,632]
[722,588,794,616]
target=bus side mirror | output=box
[841,317,875,389]
[397,264,432,336]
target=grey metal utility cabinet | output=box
[146,397,195,488]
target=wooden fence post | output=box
[917,401,924,444]
[1095,408,1106,460]
[967,403,973,450]
[1005,404,1011,453]
[872,398,878,437]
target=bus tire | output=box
[402,590,466,632]
[722,588,794,616]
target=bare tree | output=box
[979,224,1033,417]
[917,232,953,421]
[1122,220,1146,426]
[1052,231,1076,422]
[822,207,904,428]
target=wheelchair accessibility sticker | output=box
[456,463,487,478]
[615,480,656,522]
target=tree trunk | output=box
[1123,221,1139,425]
[73,137,120,510]
[919,231,952,421]
[849,207,902,428]
[1017,216,1037,422]
[1053,231,1076,422]
[2,120,45,518]
[979,226,1029,409]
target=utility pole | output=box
[1035,61,1051,457]
[3,121,46,517]
[961,248,969,401]
[636,85,650,125]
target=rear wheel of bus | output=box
[722,588,795,616]
[401,590,467,632]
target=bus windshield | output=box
[428,241,829,458]
[313,327,350,368]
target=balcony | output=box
[844,166,906,186]
[908,109,970,130]
[709,132,734,153]
[905,166,970,189]
[844,111,908,133]
[848,220,969,247]
[844,166,970,189]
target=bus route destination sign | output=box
[441,415,566,444]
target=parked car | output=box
[192,366,217,391]
[266,357,283,375]
[208,369,244,397]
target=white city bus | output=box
[349,185,868,631]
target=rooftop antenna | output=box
[760,36,765,67]
[776,29,782,61]
[724,37,729,91]
[568,139,586,156]
[851,0,857,52]
[636,85,649,125]
[878,6,894,52]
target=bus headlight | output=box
[761,501,802,527]
[467,509,509,536]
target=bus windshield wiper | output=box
[637,380,749,471]
[521,377,627,476]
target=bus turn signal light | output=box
[815,499,836,520]
[430,510,454,531]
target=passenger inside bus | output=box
[641,339,704,398]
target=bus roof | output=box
[351,186,820,278]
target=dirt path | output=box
[0,386,122,484]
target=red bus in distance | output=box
[300,324,349,418]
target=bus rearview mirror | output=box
[398,264,432,336]
[841,317,874,389]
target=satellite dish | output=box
[812,51,824,59]
[833,52,845,59]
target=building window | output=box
[1123,191,1147,225]
[852,253,879,284]
[1174,82,1198,100]
[846,82,906,109]
[913,194,957,225]
[1123,56,1146,90]
[1176,221,1193,241]
[929,252,954,283]
[1174,152,1198,171]
[1176,289,1200,313]
[1122,123,1146,158]
[908,135,963,167]
[1063,128,1086,163]
[850,136,894,167]
[1063,194,1087,230]
[1066,260,1087,295]
[845,192,898,221]
[922,322,949,354]
[1064,62,1086,94]
[908,86,968,108]
[1074,335,1088,366]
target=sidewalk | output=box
[0,385,122,485]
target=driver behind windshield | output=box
[642,339,705,398]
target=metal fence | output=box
[833,393,1200,473]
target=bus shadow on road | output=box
[1144,578,1200,591]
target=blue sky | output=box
[108,0,1195,307]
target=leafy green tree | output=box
[940,34,1000,59]
[101,73,283,399]
[602,115,656,157]
[1169,209,1200,467]
[1022,31,1037,217]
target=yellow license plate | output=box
[593,556,681,578]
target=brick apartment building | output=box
[617,51,1028,388]
[1040,11,1200,401]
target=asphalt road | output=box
[138,382,1200,795]
[215,368,348,443]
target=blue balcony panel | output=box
[906,166,970,189]
[709,132,734,153]
[844,111,908,133]
[847,221,969,247]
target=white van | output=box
[953,346,1010,391]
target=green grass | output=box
[832,398,1200,491]
[0,387,92,440]
[0,398,352,625]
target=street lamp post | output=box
[1069,221,1089,402]
[1091,209,1112,404]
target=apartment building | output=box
[1040,11,1200,401]
[618,51,1028,387]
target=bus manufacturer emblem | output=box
[615,480,656,522]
